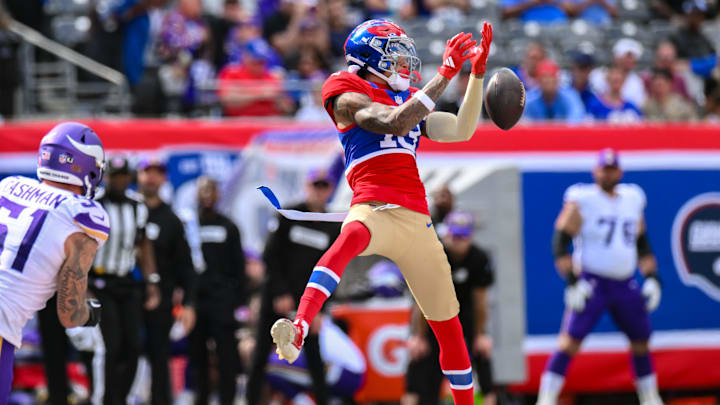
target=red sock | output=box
[428,316,474,405]
[295,221,370,326]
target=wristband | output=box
[413,90,435,111]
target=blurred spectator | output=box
[590,38,647,108]
[323,0,356,57]
[524,60,586,122]
[204,0,244,69]
[566,0,618,25]
[157,0,215,112]
[651,0,717,19]
[113,0,168,86]
[288,45,330,108]
[245,169,340,405]
[224,14,282,67]
[641,41,694,102]
[112,0,169,116]
[263,0,328,57]
[643,68,698,121]
[295,79,332,121]
[420,0,470,24]
[668,0,718,80]
[569,51,601,110]
[586,65,643,123]
[501,0,571,25]
[217,38,293,116]
[430,183,455,225]
[189,177,245,405]
[364,0,392,18]
[511,41,546,91]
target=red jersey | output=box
[217,64,284,117]
[321,71,429,215]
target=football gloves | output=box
[470,22,493,76]
[642,274,662,312]
[438,32,476,80]
[564,274,593,312]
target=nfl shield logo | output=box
[59,153,74,164]
[395,95,404,105]
[672,192,720,301]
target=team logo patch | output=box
[59,153,74,164]
[672,193,720,301]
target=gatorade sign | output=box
[332,303,411,402]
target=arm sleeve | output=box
[262,215,291,297]
[66,198,111,247]
[173,219,197,306]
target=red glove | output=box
[437,32,477,80]
[470,22,493,76]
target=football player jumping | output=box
[270,19,493,405]
[537,149,663,405]
[0,122,109,405]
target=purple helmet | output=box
[368,260,405,298]
[37,122,106,198]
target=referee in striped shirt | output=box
[89,156,161,405]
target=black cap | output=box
[107,156,130,175]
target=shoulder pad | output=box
[64,196,110,246]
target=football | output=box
[483,68,526,130]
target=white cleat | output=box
[271,318,303,363]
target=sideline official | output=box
[188,176,246,405]
[90,156,160,405]
[246,169,340,405]
[137,157,197,405]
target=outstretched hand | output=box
[470,22,493,76]
[437,32,477,80]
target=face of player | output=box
[197,178,219,211]
[593,165,623,193]
[137,167,166,199]
[306,179,333,209]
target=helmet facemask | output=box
[369,36,422,91]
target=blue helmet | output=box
[37,122,105,198]
[344,19,421,90]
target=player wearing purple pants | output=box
[537,149,663,405]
